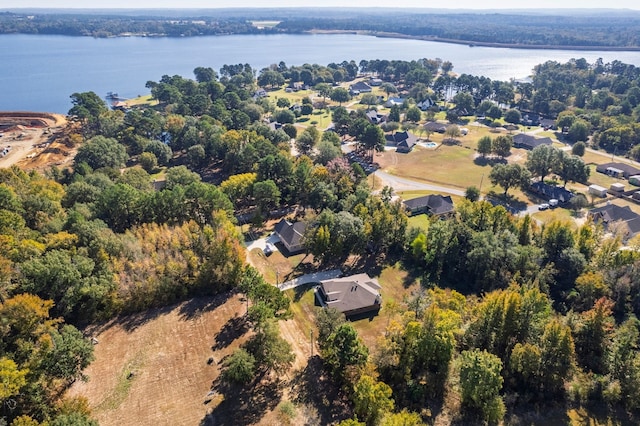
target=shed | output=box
[610,183,626,192]
[630,175,640,186]
[589,184,608,198]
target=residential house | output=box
[366,110,387,125]
[369,78,383,86]
[384,97,405,108]
[424,121,447,133]
[417,98,435,111]
[530,181,574,203]
[315,273,382,317]
[512,133,553,150]
[540,118,557,130]
[385,131,418,153]
[596,162,640,179]
[349,81,373,95]
[402,194,455,217]
[588,203,640,240]
[273,219,306,254]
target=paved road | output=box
[374,170,466,196]
[277,269,342,291]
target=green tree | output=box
[252,180,281,212]
[138,151,158,173]
[315,82,333,106]
[459,349,505,424]
[539,319,575,395]
[144,140,173,165]
[380,410,425,426]
[316,140,342,165]
[330,87,351,106]
[504,108,522,125]
[489,163,531,196]
[353,375,395,426]
[361,124,386,161]
[323,323,368,384]
[568,119,590,142]
[453,91,474,113]
[39,324,95,384]
[405,106,422,123]
[222,348,256,385]
[492,135,512,158]
[526,144,558,182]
[572,141,586,157]
[75,136,128,170]
[380,82,398,100]
[477,135,492,158]
[361,93,379,108]
[553,151,589,187]
[465,186,481,202]
[244,320,294,374]
[296,126,321,156]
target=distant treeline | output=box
[1,9,639,48]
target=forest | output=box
[1,8,639,48]
[1,55,640,425]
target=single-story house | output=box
[369,78,383,86]
[530,181,575,203]
[385,131,418,153]
[273,219,306,254]
[596,162,640,179]
[366,110,387,125]
[350,81,373,95]
[512,133,553,150]
[384,97,405,108]
[540,118,557,130]
[315,273,382,317]
[588,184,608,198]
[402,194,455,217]
[588,204,640,240]
[521,114,542,126]
[424,121,447,133]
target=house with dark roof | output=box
[424,121,447,133]
[530,181,575,203]
[369,78,383,86]
[540,118,557,130]
[588,204,640,240]
[417,98,435,111]
[349,81,373,95]
[596,162,640,179]
[385,131,418,153]
[273,219,306,254]
[366,110,387,125]
[402,194,454,217]
[315,273,382,317]
[513,133,553,150]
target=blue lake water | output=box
[1,33,639,113]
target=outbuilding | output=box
[610,183,626,192]
[589,184,608,198]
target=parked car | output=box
[538,203,550,210]
[263,243,275,256]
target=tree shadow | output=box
[211,315,250,351]
[473,156,507,167]
[201,375,284,425]
[292,282,317,302]
[178,292,234,321]
[288,356,352,425]
[109,304,176,333]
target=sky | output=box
[4,0,640,10]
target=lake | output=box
[1,33,640,113]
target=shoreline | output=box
[308,29,640,52]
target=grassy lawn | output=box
[295,110,333,130]
[247,247,309,285]
[532,207,579,226]
[378,143,486,190]
[124,94,158,107]
[407,214,431,231]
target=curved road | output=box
[374,170,466,196]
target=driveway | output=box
[277,269,342,291]
[374,170,466,196]
[244,233,281,252]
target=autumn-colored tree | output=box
[352,375,395,426]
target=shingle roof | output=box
[319,273,381,315]
[403,194,454,215]
[513,133,553,149]
[530,181,575,203]
[596,162,640,178]
[274,219,306,251]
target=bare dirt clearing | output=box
[0,112,74,171]
[68,293,340,425]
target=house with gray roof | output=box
[385,131,418,153]
[588,203,640,240]
[402,194,454,217]
[274,219,306,254]
[596,162,640,179]
[350,81,373,95]
[315,273,382,317]
[513,133,553,150]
